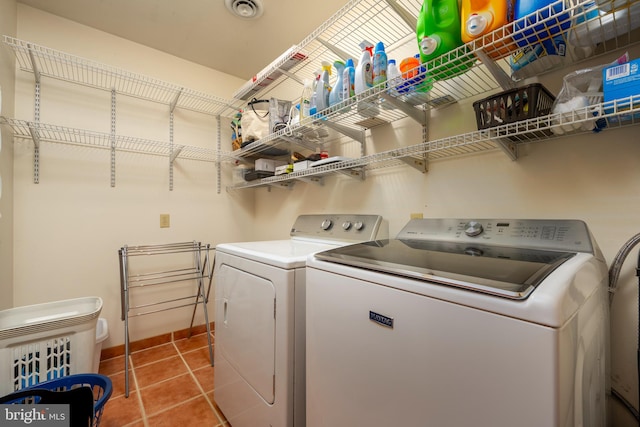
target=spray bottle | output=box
[355,41,374,96]
[309,69,321,116]
[315,61,332,112]
[329,60,346,107]
[355,41,378,117]
[300,78,314,121]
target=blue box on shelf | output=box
[603,58,640,118]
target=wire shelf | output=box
[234,0,639,106]
[3,0,639,190]
[3,35,238,117]
[0,117,237,163]
[229,97,640,189]
[227,0,639,160]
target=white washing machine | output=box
[306,218,610,427]
[214,214,387,427]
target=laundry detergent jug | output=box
[417,0,473,79]
[513,0,570,48]
[461,0,516,59]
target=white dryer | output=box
[306,218,609,427]
[214,214,387,427]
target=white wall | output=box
[12,5,253,347]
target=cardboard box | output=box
[275,164,292,175]
[255,158,286,172]
[603,58,640,115]
[293,160,313,172]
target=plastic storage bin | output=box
[473,83,555,138]
[0,297,103,396]
[93,318,108,373]
[0,373,112,427]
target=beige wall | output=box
[0,0,16,310]
[12,5,253,347]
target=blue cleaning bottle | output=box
[342,58,356,101]
[330,60,346,107]
[372,42,388,86]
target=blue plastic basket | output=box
[0,373,112,426]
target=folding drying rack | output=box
[118,241,214,397]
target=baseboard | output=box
[100,321,215,361]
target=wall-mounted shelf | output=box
[0,117,235,162]
[3,35,239,116]
[2,35,241,190]
[227,0,640,189]
[2,0,639,192]
[231,98,640,189]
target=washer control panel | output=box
[398,218,594,253]
[291,214,388,242]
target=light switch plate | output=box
[160,214,170,228]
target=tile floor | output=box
[98,332,230,426]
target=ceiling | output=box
[17,0,349,80]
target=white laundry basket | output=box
[0,297,103,396]
[93,318,108,373]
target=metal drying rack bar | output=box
[118,241,214,397]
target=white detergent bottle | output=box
[329,60,346,107]
[315,61,332,113]
[383,58,401,109]
[387,59,401,92]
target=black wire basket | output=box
[473,83,556,137]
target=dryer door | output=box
[217,264,276,403]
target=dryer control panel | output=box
[397,218,594,253]
[290,214,388,243]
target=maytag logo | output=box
[369,311,393,328]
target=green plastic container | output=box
[416,0,473,80]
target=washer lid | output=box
[314,239,576,300]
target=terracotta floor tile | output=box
[182,346,214,371]
[192,365,214,393]
[173,333,214,354]
[108,370,136,399]
[131,342,179,367]
[209,392,228,424]
[134,356,188,389]
[146,396,220,426]
[99,391,143,427]
[139,373,202,416]
[99,355,126,376]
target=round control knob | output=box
[342,221,352,230]
[354,221,364,231]
[464,221,484,237]
[321,219,333,230]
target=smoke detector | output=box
[225,0,264,19]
